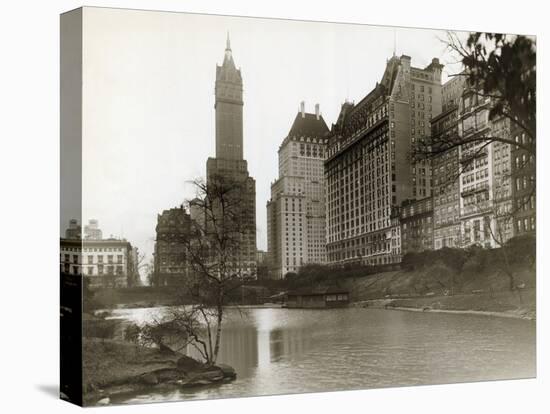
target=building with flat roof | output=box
[153,206,193,286]
[60,237,137,288]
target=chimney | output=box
[315,103,320,120]
[300,101,305,118]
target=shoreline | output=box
[351,297,535,321]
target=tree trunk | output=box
[211,303,224,365]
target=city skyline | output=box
[71,7,467,268]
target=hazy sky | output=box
[77,7,466,268]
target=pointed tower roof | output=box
[223,32,235,67]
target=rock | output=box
[139,372,159,385]
[196,368,224,382]
[156,368,181,382]
[216,364,237,380]
[176,356,203,372]
[97,397,110,405]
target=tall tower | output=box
[215,34,244,160]
[206,35,257,278]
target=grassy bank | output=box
[340,258,535,319]
[352,289,535,320]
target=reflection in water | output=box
[108,307,536,404]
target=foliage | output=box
[83,277,99,313]
[83,319,117,341]
[504,234,536,266]
[461,32,536,145]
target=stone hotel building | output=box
[267,103,329,278]
[325,55,443,265]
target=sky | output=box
[73,7,468,275]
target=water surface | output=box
[107,307,535,403]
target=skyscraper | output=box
[206,35,257,278]
[325,55,442,266]
[266,102,329,279]
[431,76,465,249]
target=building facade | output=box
[457,88,513,248]
[400,197,434,253]
[205,35,257,278]
[325,54,442,266]
[60,237,137,288]
[431,76,464,249]
[65,219,81,239]
[510,124,536,236]
[266,103,329,279]
[153,206,193,286]
[84,219,103,240]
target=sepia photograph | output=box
[58,5,536,408]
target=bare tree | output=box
[144,175,255,366]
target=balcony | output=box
[460,200,493,218]
[460,182,490,198]
[460,148,488,164]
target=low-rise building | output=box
[285,286,349,309]
[60,237,137,288]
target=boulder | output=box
[196,368,224,382]
[216,364,237,380]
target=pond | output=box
[106,306,535,403]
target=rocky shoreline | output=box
[83,338,236,406]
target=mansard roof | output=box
[287,112,330,139]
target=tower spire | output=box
[226,31,231,51]
[224,32,233,64]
